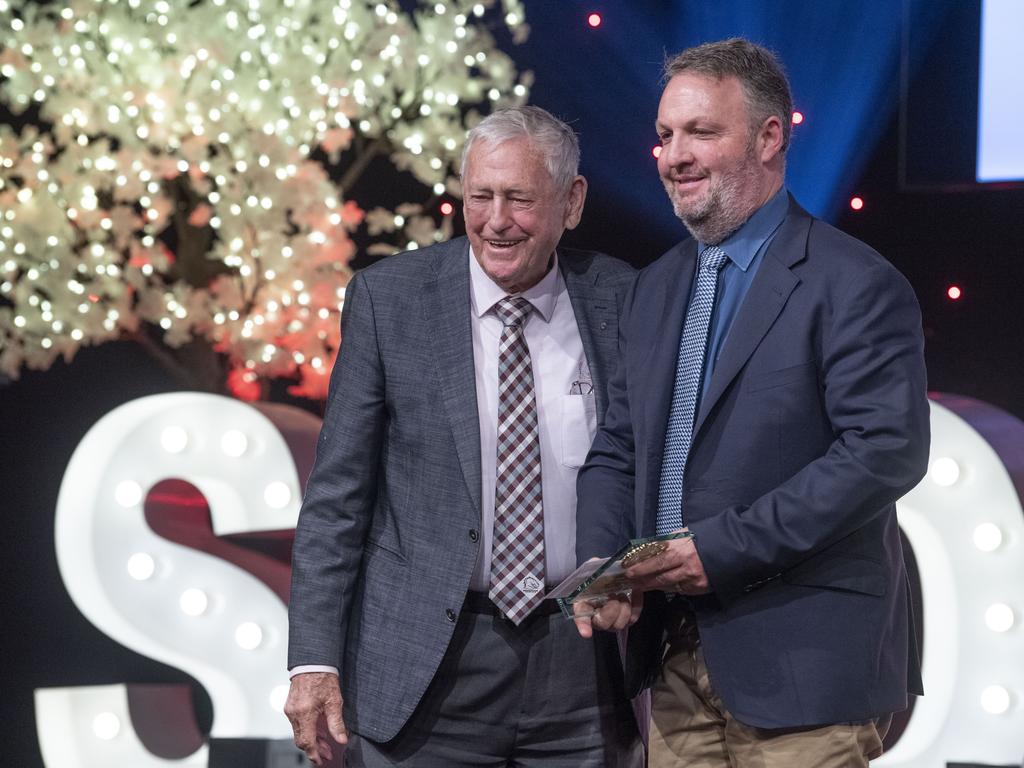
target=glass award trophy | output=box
[546,531,693,619]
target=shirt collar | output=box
[469,247,560,322]
[700,187,789,272]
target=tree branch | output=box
[340,137,387,192]
[125,329,199,388]
[125,329,227,393]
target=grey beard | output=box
[665,140,766,245]
[676,204,744,245]
[672,193,748,245]
[666,162,759,245]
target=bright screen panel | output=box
[976,0,1024,182]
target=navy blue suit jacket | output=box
[577,196,929,728]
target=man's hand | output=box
[625,532,711,595]
[573,589,644,638]
[284,672,348,766]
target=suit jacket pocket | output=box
[561,393,597,468]
[745,361,817,393]
[781,553,886,596]
[365,532,407,563]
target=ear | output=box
[757,115,785,164]
[563,176,588,230]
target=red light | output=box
[440,201,454,216]
[947,285,962,300]
[652,145,662,159]
[792,111,804,125]
[850,196,864,211]
[587,12,602,27]
[227,368,261,402]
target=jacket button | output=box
[445,608,457,622]
[600,321,608,330]
[469,529,479,542]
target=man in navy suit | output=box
[574,39,929,766]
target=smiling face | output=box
[656,72,783,244]
[462,137,586,294]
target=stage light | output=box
[792,111,804,125]
[49,393,319,762]
[891,397,1024,765]
[587,12,602,28]
[985,603,1015,633]
[126,552,156,581]
[220,429,249,457]
[947,285,962,300]
[235,622,264,650]
[973,522,1004,552]
[179,588,209,616]
[42,389,1024,765]
[980,685,1011,715]
[929,456,961,487]
[652,145,662,159]
[92,712,121,740]
[264,481,292,509]
[160,426,189,454]
[440,201,454,215]
[114,480,143,508]
[850,196,864,211]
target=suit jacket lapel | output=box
[561,255,619,417]
[692,202,809,437]
[422,241,483,516]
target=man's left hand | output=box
[572,589,644,638]
[624,531,711,595]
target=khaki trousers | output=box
[649,620,887,768]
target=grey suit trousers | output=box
[345,598,644,767]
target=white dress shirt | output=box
[468,249,596,591]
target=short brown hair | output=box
[665,38,794,153]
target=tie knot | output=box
[699,245,729,274]
[494,296,534,327]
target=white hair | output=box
[460,105,580,191]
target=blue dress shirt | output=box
[696,188,789,402]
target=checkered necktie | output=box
[656,246,730,535]
[489,296,545,624]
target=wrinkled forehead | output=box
[462,137,557,188]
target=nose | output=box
[486,197,512,231]
[660,135,693,170]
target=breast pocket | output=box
[560,393,597,468]
[745,361,817,393]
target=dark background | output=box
[3,1,1023,765]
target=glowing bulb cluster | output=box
[932,450,1024,725]
[0,0,530,399]
[929,456,961,487]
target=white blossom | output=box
[0,0,528,398]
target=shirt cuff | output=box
[289,665,339,678]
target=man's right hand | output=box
[284,672,348,766]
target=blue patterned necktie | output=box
[489,296,546,624]
[656,246,730,535]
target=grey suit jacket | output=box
[288,236,634,741]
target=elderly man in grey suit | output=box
[285,105,643,767]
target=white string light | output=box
[0,0,529,398]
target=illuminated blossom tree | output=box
[0,0,529,399]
